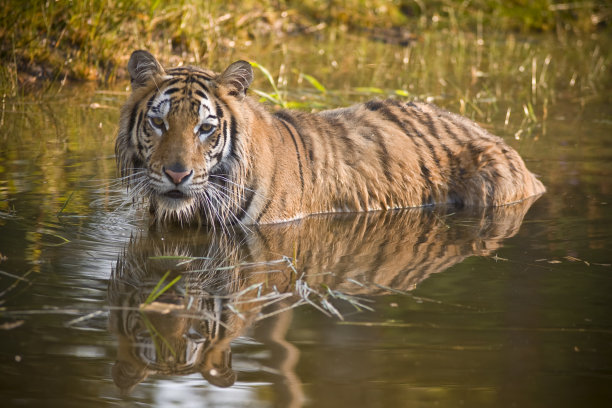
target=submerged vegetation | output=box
[0,0,609,92]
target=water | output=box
[1,31,611,407]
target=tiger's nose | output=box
[163,165,193,185]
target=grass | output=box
[0,0,609,94]
[242,29,609,140]
[142,270,181,305]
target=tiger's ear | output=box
[127,50,165,90]
[217,60,253,100]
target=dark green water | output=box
[1,31,611,407]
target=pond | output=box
[1,29,611,407]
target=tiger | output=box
[116,50,545,226]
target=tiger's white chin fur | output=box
[153,199,202,225]
[155,194,195,214]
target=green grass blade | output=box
[251,89,282,105]
[57,191,74,215]
[355,86,385,94]
[146,275,182,305]
[250,61,278,93]
[144,271,170,304]
[300,73,327,93]
[250,61,286,107]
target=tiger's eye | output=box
[200,123,215,134]
[150,117,164,128]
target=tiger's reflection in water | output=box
[108,197,539,398]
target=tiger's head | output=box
[116,50,255,223]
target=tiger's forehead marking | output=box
[147,72,217,120]
[148,93,171,117]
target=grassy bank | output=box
[0,0,609,93]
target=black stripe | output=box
[370,128,394,183]
[192,78,212,91]
[210,120,226,151]
[256,197,273,223]
[240,184,256,215]
[417,111,442,140]
[329,118,356,155]
[167,68,191,74]
[228,116,239,161]
[209,123,228,167]
[274,110,316,182]
[365,100,384,111]
[367,105,426,184]
[451,118,478,143]
[165,78,182,86]
[394,228,446,287]
[502,148,520,178]
[402,103,465,148]
[163,87,181,95]
[127,105,141,147]
[440,119,465,146]
[419,160,432,190]
[132,111,144,148]
[131,155,145,172]
[438,141,454,162]
[408,110,452,174]
[256,155,280,223]
[400,107,459,181]
[278,118,305,195]
[376,103,408,134]
[215,102,224,118]
[146,93,157,109]
[419,159,433,205]
[419,133,441,168]
[415,115,455,169]
[194,89,208,99]
[137,137,145,157]
[192,71,215,80]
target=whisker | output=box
[205,183,248,229]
